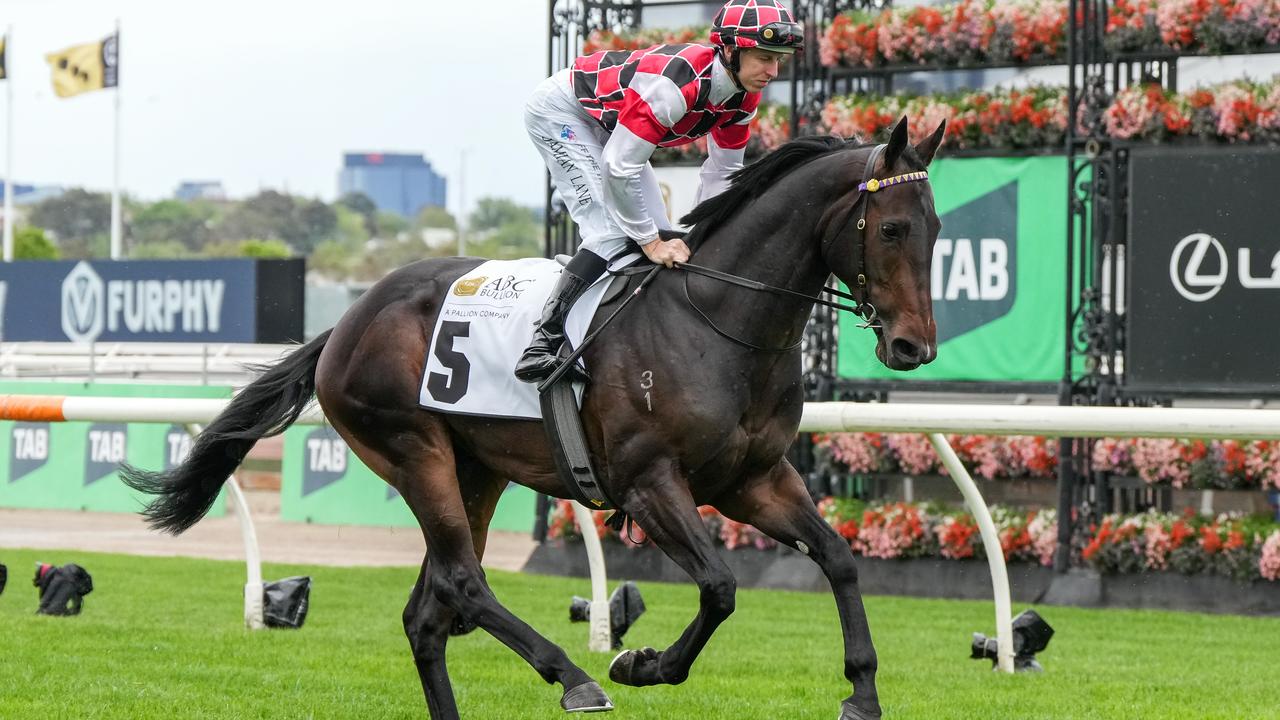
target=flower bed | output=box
[817,432,1059,481]
[543,497,1280,583]
[822,85,1069,152]
[820,0,1280,68]
[819,76,1280,152]
[646,76,1280,164]
[1091,437,1280,490]
[818,432,1280,491]
[1107,0,1280,55]
[581,26,709,55]
[1083,510,1280,582]
[822,0,1066,69]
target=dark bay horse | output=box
[123,116,944,720]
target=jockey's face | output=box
[736,48,787,92]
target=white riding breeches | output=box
[524,70,672,260]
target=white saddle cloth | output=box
[418,255,640,420]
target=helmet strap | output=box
[721,47,746,92]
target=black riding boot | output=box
[514,249,607,384]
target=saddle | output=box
[539,231,682,511]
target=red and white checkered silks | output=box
[710,0,795,50]
[570,44,759,149]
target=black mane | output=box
[680,135,865,250]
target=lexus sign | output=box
[1127,147,1280,395]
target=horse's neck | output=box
[685,208,831,349]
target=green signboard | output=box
[0,382,231,514]
[280,424,536,533]
[838,155,1068,383]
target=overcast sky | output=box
[1,0,550,216]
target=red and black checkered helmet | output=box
[710,0,803,54]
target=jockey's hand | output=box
[640,236,691,268]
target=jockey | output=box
[515,0,803,384]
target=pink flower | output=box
[887,433,941,475]
[1129,438,1191,487]
[1027,510,1058,567]
[826,432,886,474]
[1260,530,1280,581]
[1144,522,1172,570]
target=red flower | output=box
[1200,525,1223,554]
[1169,519,1195,548]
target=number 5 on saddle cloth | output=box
[418,251,659,510]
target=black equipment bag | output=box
[33,563,93,616]
[263,576,311,629]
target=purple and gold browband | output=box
[858,170,929,193]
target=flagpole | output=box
[110,19,121,260]
[4,25,13,262]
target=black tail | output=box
[121,330,332,534]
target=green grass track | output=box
[0,549,1274,719]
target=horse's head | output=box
[822,117,945,371]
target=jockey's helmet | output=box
[710,0,803,55]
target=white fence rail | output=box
[2,394,1277,667]
[0,342,295,383]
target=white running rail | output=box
[3,394,1278,666]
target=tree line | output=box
[11,189,544,280]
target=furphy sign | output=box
[0,258,304,343]
[1127,148,1280,394]
[61,262,226,343]
[839,156,1066,384]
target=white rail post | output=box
[187,423,264,630]
[928,433,1014,674]
[569,500,612,652]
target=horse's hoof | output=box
[608,647,661,687]
[561,681,613,713]
[838,700,881,720]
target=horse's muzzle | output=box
[877,332,935,371]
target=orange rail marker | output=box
[0,395,67,422]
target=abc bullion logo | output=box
[478,275,532,301]
[453,276,487,296]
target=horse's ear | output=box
[914,120,947,167]
[883,116,910,169]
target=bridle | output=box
[678,143,931,352]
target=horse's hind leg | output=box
[344,416,612,717]
[400,457,503,719]
[717,461,881,720]
[608,465,738,688]
[403,559,460,718]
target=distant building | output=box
[0,180,63,205]
[338,152,446,219]
[174,181,226,202]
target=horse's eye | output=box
[880,223,900,240]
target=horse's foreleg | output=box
[609,466,737,687]
[717,462,882,720]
